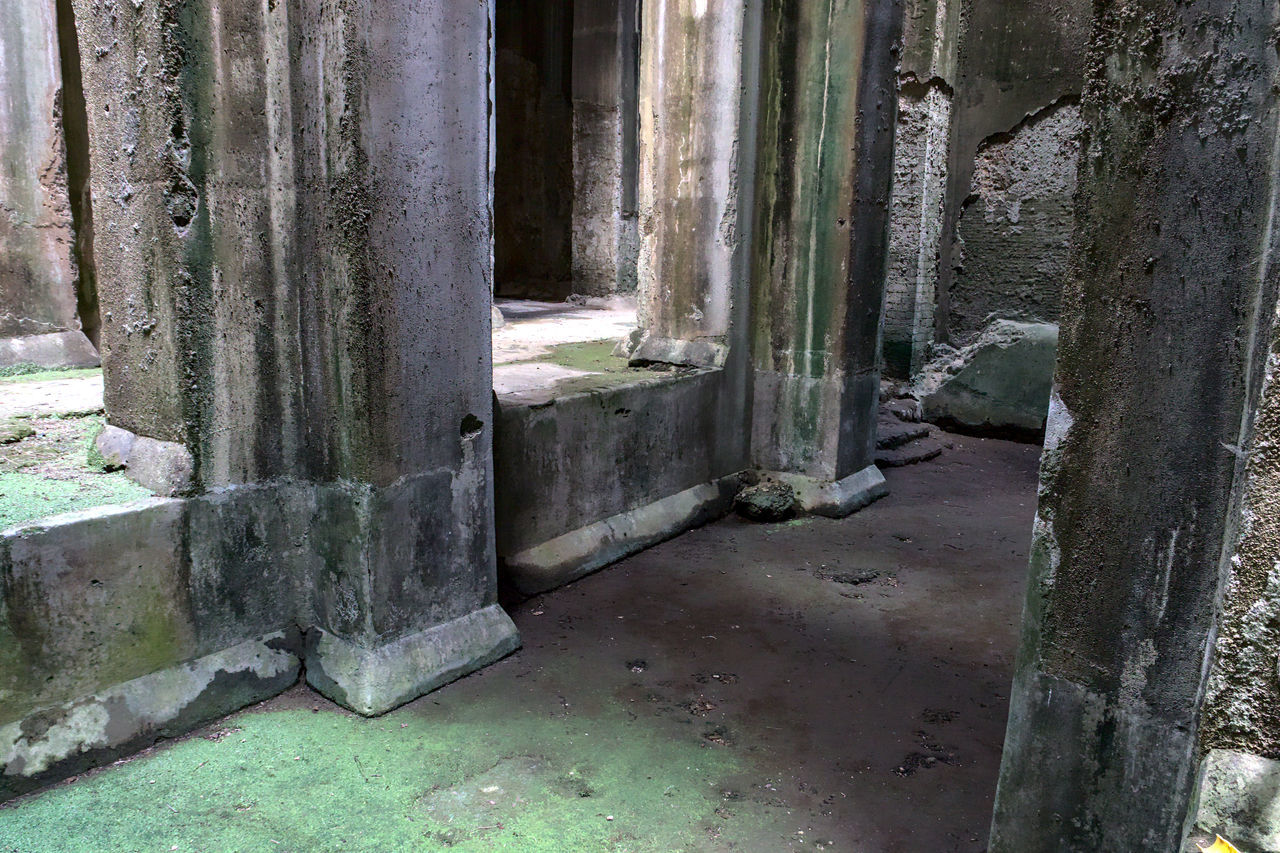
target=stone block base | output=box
[1183,749,1280,852]
[304,605,521,716]
[501,476,740,596]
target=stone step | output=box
[875,436,945,468]
[876,417,932,450]
[882,398,922,423]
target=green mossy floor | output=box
[0,676,782,853]
[0,413,151,529]
[0,369,152,528]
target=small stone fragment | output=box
[733,481,797,522]
[0,418,34,444]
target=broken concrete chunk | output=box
[734,480,797,523]
[912,320,1058,437]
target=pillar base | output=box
[501,475,739,596]
[769,464,887,518]
[304,605,520,716]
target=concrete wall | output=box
[882,0,1089,378]
[494,0,575,299]
[0,0,97,367]
[570,0,639,296]
[988,0,1280,846]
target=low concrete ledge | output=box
[771,464,887,518]
[304,604,521,716]
[502,475,740,596]
[1183,749,1280,852]
[0,331,99,370]
[0,631,301,801]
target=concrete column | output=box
[570,0,639,296]
[881,0,957,378]
[73,0,517,717]
[747,0,901,515]
[633,0,754,368]
[988,0,1280,847]
[0,0,98,369]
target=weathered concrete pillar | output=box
[0,0,98,369]
[570,0,639,296]
[988,0,1280,848]
[72,0,516,717]
[633,0,755,368]
[747,0,901,515]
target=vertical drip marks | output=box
[329,5,382,479]
[162,0,215,489]
[54,0,99,346]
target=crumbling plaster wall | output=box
[949,100,1081,343]
[883,0,1090,377]
[937,0,1090,347]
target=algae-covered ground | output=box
[0,434,1041,851]
[0,369,151,528]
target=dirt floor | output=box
[0,433,1040,852]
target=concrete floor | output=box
[492,298,638,398]
[0,433,1040,852]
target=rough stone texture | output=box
[1183,750,1280,853]
[988,0,1280,848]
[122,435,194,496]
[934,0,1090,346]
[948,102,1082,344]
[914,319,1058,435]
[883,80,951,378]
[749,0,902,485]
[772,465,888,518]
[0,0,81,344]
[733,480,797,522]
[501,478,738,596]
[495,0,574,298]
[305,605,519,716]
[1200,304,1280,763]
[0,331,98,369]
